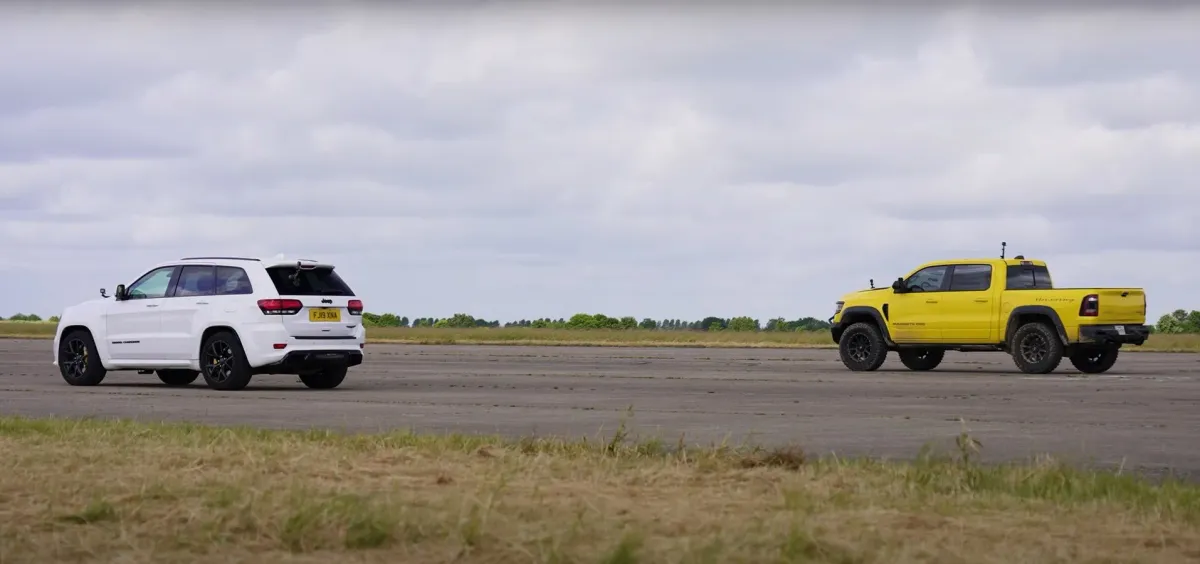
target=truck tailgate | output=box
[1091,289,1146,324]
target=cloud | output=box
[1,3,1199,322]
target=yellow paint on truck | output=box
[829,256,1148,374]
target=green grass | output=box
[7,320,1200,351]
[1,415,1198,563]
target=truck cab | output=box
[829,256,1149,374]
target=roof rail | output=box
[179,256,261,261]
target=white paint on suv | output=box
[51,255,366,390]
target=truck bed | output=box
[1010,287,1146,325]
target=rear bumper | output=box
[255,349,364,375]
[238,321,364,367]
[1078,324,1150,346]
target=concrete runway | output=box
[3,339,1199,478]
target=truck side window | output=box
[1006,265,1054,289]
[905,266,949,292]
[949,264,992,291]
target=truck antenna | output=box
[870,278,875,289]
[1000,241,1007,259]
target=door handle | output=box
[145,304,159,308]
[925,300,938,304]
[196,301,209,305]
[974,298,989,303]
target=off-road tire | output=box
[1010,321,1064,374]
[299,366,348,390]
[838,321,888,371]
[157,369,199,386]
[1068,347,1119,374]
[898,348,945,371]
[58,329,107,386]
[199,331,254,391]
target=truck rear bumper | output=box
[1078,324,1150,346]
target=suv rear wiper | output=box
[320,289,345,295]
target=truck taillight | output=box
[1079,294,1099,317]
[258,299,303,315]
[347,299,363,315]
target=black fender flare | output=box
[832,306,896,347]
[1005,306,1069,346]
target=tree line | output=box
[3,313,51,322]
[4,309,1200,335]
[361,312,834,332]
[1155,310,1200,334]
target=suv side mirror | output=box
[114,284,127,301]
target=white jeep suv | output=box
[52,256,366,391]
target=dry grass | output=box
[6,320,1200,351]
[1,416,1199,563]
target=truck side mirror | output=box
[891,278,907,293]
[114,284,127,301]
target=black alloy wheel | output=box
[62,338,89,380]
[1010,322,1064,374]
[837,322,887,371]
[1068,347,1120,374]
[845,333,872,363]
[199,331,253,391]
[58,330,107,386]
[204,340,235,385]
[898,348,945,371]
[1020,332,1049,365]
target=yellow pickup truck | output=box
[828,254,1148,374]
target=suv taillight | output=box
[348,299,363,315]
[1080,294,1099,317]
[258,299,303,315]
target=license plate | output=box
[308,308,341,322]
[1115,325,1126,335]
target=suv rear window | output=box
[1006,265,1053,290]
[266,266,356,296]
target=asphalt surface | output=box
[3,339,1199,479]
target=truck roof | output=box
[909,257,1048,270]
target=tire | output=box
[157,369,199,386]
[57,329,107,386]
[199,331,254,391]
[898,348,945,371]
[1069,347,1119,374]
[838,322,888,371]
[1010,321,1064,374]
[299,366,348,389]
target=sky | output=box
[1,2,1198,323]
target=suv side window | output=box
[126,266,177,300]
[948,264,992,291]
[174,266,216,297]
[216,266,254,295]
[905,265,949,292]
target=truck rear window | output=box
[1006,265,1053,290]
[266,266,356,296]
